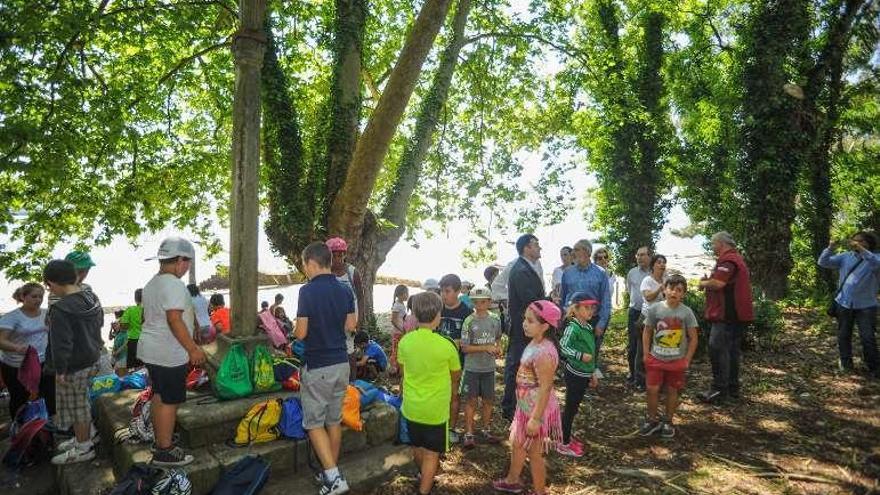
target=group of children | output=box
[385,269,700,495]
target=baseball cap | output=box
[65,251,96,270]
[421,278,440,291]
[146,236,195,261]
[570,292,599,307]
[528,300,561,329]
[470,287,491,300]
[326,237,348,252]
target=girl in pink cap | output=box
[494,300,562,495]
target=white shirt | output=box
[138,273,194,367]
[0,308,48,367]
[490,258,518,301]
[626,266,651,309]
[640,275,665,315]
[192,294,211,328]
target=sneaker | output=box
[569,437,584,455]
[57,426,100,452]
[151,445,194,467]
[479,429,501,444]
[463,433,476,449]
[319,475,350,495]
[639,418,661,437]
[660,422,675,438]
[556,442,582,458]
[492,478,525,493]
[312,471,324,486]
[448,429,461,444]
[51,444,95,465]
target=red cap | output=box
[527,300,562,329]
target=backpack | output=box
[234,399,282,446]
[108,463,165,495]
[126,400,154,444]
[18,346,41,395]
[151,469,192,495]
[2,417,52,468]
[186,367,209,390]
[352,379,381,407]
[341,385,363,432]
[10,398,49,437]
[251,345,281,393]
[257,312,288,349]
[131,387,153,417]
[215,343,253,400]
[210,454,270,495]
[292,340,305,359]
[272,357,298,382]
[89,373,122,402]
[278,397,306,440]
[121,370,149,390]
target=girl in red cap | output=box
[494,300,562,495]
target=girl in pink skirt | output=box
[494,300,563,495]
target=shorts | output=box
[460,370,495,400]
[127,339,143,368]
[301,361,349,430]
[405,418,448,454]
[57,362,99,428]
[645,355,687,390]
[145,363,188,405]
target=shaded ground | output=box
[370,308,880,494]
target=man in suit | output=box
[501,234,546,421]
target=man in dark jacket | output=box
[501,234,546,421]
[43,259,103,465]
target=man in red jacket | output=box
[697,231,754,405]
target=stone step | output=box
[84,390,401,494]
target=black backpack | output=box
[210,455,270,495]
[108,463,165,495]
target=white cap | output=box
[421,278,440,290]
[461,279,474,288]
[147,236,196,261]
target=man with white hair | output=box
[560,239,612,352]
[697,231,754,405]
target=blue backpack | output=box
[380,394,410,444]
[278,397,306,440]
[210,454,270,495]
[120,370,148,390]
[352,379,382,407]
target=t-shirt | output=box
[297,273,355,370]
[335,265,358,354]
[461,313,502,372]
[391,301,407,335]
[626,267,650,309]
[364,341,388,369]
[644,301,698,361]
[119,305,143,340]
[210,306,230,334]
[439,303,473,343]
[640,276,665,315]
[138,273,195,367]
[0,308,48,367]
[398,328,461,425]
[192,295,211,327]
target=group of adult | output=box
[489,231,759,420]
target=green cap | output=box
[65,251,96,270]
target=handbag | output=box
[827,258,863,318]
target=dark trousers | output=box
[626,307,645,385]
[0,361,56,419]
[837,307,879,372]
[561,368,589,444]
[501,339,528,420]
[709,322,743,394]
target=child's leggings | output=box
[561,367,590,444]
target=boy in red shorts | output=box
[639,274,699,438]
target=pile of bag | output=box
[108,455,270,495]
[215,343,301,401]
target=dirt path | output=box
[370,309,880,494]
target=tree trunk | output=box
[357,0,473,323]
[230,0,267,336]
[328,0,453,250]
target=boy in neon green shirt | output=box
[398,292,462,495]
[119,289,143,370]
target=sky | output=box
[0,150,706,312]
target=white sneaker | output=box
[51,444,96,465]
[57,426,99,452]
[319,475,350,495]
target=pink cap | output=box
[528,300,562,329]
[326,237,348,252]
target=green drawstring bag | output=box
[215,343,253,400]
[251,344,281,393]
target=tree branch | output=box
[102,0,237,18]
[465,31,589,66]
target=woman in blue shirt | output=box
[818,231,880,377]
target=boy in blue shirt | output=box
[295,241,357,495]
[353,331,388,380]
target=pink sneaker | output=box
[493,479,525,493]
[570,437,584,455]
[555,442,582,458]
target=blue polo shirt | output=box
[297,273,355,369]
